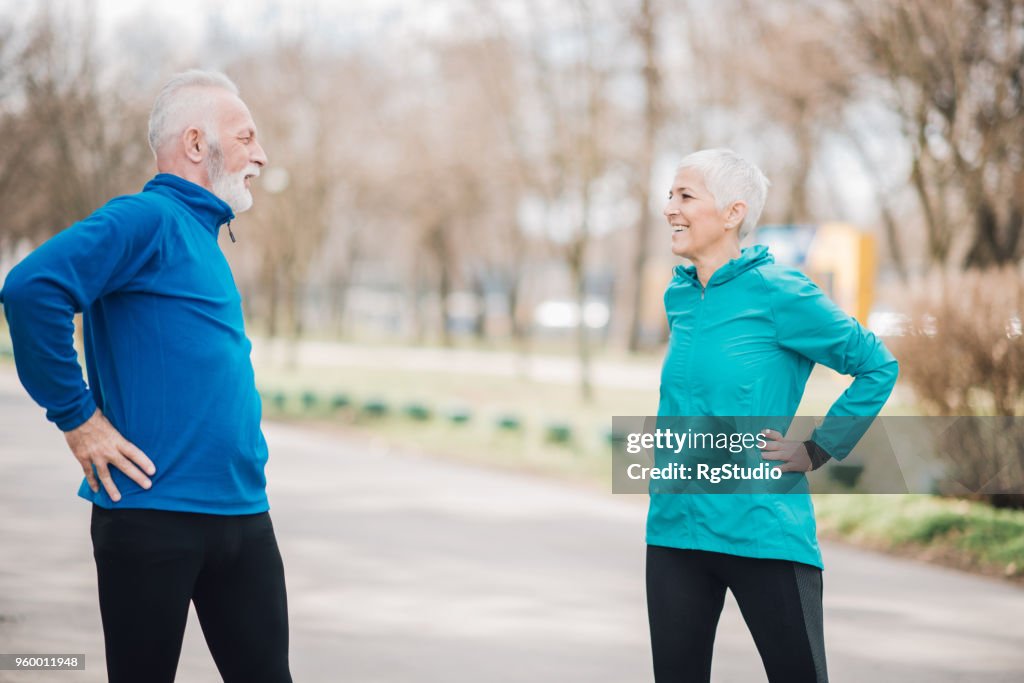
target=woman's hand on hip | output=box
[758,429,812,473]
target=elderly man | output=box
[0,70,290,682]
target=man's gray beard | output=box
[207,145,253,214]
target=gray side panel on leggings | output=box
[793,563,829,683]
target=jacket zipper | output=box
[685,282,706,544]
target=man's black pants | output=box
[91,505,292,683]
[646,544,828,682]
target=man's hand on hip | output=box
[64,410,155,502]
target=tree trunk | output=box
[570,241,593,402]
[471,274,487,342]
[625,0,661,353]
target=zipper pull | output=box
[227,221,236,243]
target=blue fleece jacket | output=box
[1,174,270,514]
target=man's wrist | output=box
[58,402,98,433]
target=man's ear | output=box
[725,201,748,231]
[183,127,205,164]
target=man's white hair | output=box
[148,69,240,156]
[677,148,770,239]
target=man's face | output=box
[206,92,267,213]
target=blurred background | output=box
[2,2,1024,680]
[0,0,1022,581]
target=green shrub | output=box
[300,391,319,410]
[545,422,573,444]
[496,414,522,431]
[403,402,432,421]
[362,398,390,417]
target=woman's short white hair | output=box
[148,70,240,156]
[677,148,770,239]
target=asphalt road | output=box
[1,366,1023,682]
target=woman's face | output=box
[663,167,736,260]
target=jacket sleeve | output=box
[766,268,899,460]
[0,195,163,431]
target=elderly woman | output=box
[646,149,898,682]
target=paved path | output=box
[1,366,1023,682]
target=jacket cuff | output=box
[804,440,832,470]
[54,400,97,432]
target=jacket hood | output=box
[673,244,774,287]
[143,173,234,236]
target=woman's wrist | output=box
[803,440,832,470]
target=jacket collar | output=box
[143,173,234,236]
[673,244,774,287]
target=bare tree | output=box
[230,43,383,343]
[443,24,541,349]
[0,7,150,252]
[623,0,663,352]
[845,0,1024,268]
[516,0,624,400]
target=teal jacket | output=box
[648,244,898,569]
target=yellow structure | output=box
[803,222,876,325]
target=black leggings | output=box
[646,545,828,683]
[90,505,292,683]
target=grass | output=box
[813,494,1024,581]
[254,359,658,488]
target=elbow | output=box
[877,339,900,385]
[2,265,80,327]
[0,265,30,312]
[881,355,900,397]
[855,350,899,397]
[0,266,58,324]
